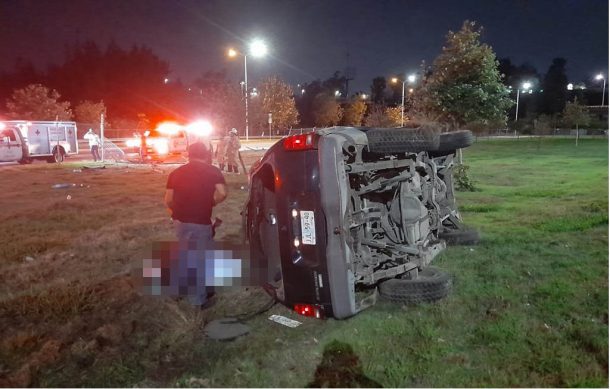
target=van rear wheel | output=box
[48,148,65,163]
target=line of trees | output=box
[0,21,606,136]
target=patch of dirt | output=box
[308,340,381,388]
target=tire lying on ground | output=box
[378,266,452,304]
[366,127,440,153]
[438,228,480,246]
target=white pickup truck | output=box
[0,120,79,163]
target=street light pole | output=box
[515,88,521,122]
[514,81,531,138]
[244,54,249,140]
[228,39,267,141]
[401,81,405,127]
[595,74,606,107]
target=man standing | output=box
[164,142,227,307]
[83,128,101,162]
[165,142,227,244]
[225,128,241,174]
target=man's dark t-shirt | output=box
[166,161,225,225]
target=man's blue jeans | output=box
[174,222,213,305]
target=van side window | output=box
[0,129,16,142]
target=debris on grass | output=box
[52,183,72,189]
[268,314,301,328]
[52,183,87,190]
[204,318,250,340]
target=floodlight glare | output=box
[250,39,268,58]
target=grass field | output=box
[0,138,607,387]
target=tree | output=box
[562,97,591,146]
[296,72,349,127]
[312,93,343,127]
[341,99,367,126]
[412,21,513,130]
[364,105,399,128]
[190,72,243,135]
[370,77,387,104]
[0,58,44,105]
[44,41,180,123]
[250,76,299,134]
[74,100,107,125]
[385,106,402,127]
[6,84,72,120]
[541,58,569,115]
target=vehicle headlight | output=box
[154,139,169,155]
[126,139,140,147]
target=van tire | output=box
[438,228,480,245]
[429,130,474,157]
[18,158,32,164]
[48,147,65,163]
[378,267,452,304]
[366,128,440,153]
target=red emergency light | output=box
[283,133,318,151]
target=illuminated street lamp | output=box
[391,74,417,126]
[515,81,532,121]
[227,39,268,140]
[595,73,606,107]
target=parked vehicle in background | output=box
[124,120,213,162]
[0,120,78,163]
[243,126,477,319]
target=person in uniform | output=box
[215,129,228,171]
[225,128,241,174]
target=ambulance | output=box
[0,120,78,163]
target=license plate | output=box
[300,210,316,245]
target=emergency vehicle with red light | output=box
[125,120,213,161]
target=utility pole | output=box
[344,51,355,98]
[100,112,105,162]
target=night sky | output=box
[1,0,608,92]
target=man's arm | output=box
[213,183,228,205]
[164,189,174,211]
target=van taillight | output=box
[283,133,317,151]
[294,303,324,319]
